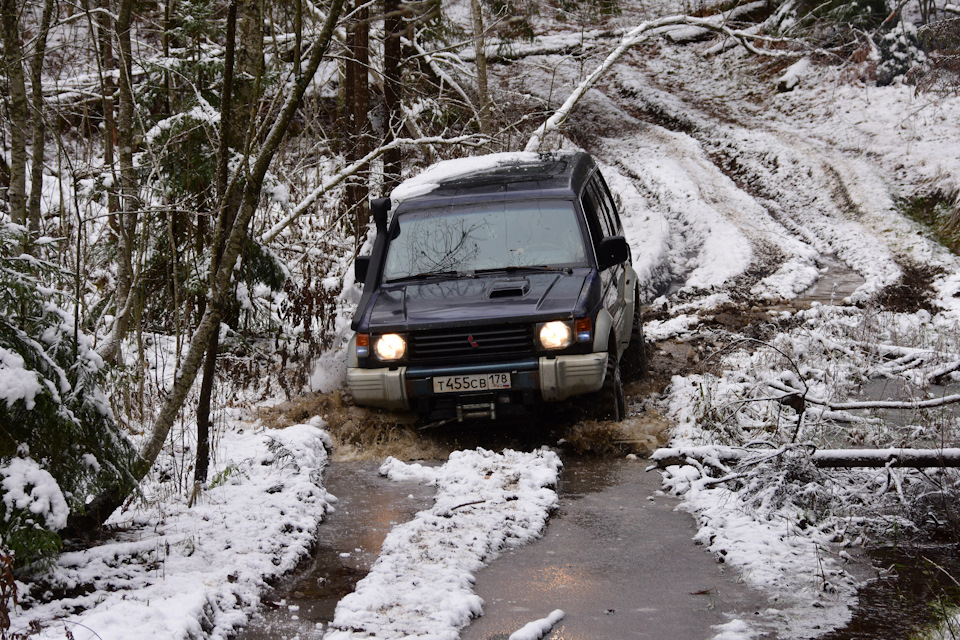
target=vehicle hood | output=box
[361,270,591,331]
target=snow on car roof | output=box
[390,151,584,205]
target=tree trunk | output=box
[27,0,56,236]
[194,0,239,489]
[99,0,140,366]
[344,1,370,232]
[234,0,264,148]
[71,0,348,534]
[1,0,29,229]
[382,0,402,193]
[470,0,491,136]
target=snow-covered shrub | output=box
[767,0,888,43]
[0,223,138,568]
[876,20,928,85]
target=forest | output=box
[2,0,960,637]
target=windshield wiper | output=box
[476,265,573,275]
[400,270,462,281]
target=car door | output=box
[592,172,635,351]
[580,174,626,353]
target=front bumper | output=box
[346,353,607,411]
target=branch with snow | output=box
[653,444,960,469]
[260,134,487,244]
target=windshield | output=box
[382,200,587,281]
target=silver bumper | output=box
[346,352,607,410]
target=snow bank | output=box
[14,422,335,640]
[324,448,562,640]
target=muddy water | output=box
[235,460,437,639]
[821,545,960,640]
[459,457,773,640]
[796,257,865,306]
[237,456,773,640]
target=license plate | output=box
[432,372,511,394]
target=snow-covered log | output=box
[652,445,960,469]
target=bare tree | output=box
[382,0,402,192]
[344,0,371,232]
[470,0,491,135]
[1,0,29,229]
[27,0,56,235]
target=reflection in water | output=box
[235,460,437,640]
[821,545,960,640]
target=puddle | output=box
[820,545,960,640]
[234,460,437,639]
[796,256,865,306]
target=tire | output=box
[596,351,625,421]
[621,289,647,382]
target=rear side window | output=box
[588,173,622,237]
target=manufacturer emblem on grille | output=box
[468,334,479,348]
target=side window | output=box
[589,175,620,237]
[580,185,605,246]
[592,172,623,235]
[587,180,614,238]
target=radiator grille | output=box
[409,325,534,362]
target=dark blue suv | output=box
[347,152,644,423]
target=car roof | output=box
[392,151,596,213]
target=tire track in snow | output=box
[608,69,904,303]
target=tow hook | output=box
[457,401,497,421]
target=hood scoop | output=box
[488,279,530,299]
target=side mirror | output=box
[597,236,629,270]
[354,255,371,284]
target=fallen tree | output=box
[652,445,960,469]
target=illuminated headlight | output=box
[538,321,573,350]
[374,333,406,361]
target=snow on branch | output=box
[652,445,960,469]
[524,14,799,152]
[260,134,487,244]
[768,379,960,411]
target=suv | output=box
[346,151,644,423]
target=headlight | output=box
[538,321,573,350]
[374,333,406,361]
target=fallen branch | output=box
[651,445,960,469]
[769,380,960,411]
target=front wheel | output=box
[621,290,647,382]
[595,352,625,421]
